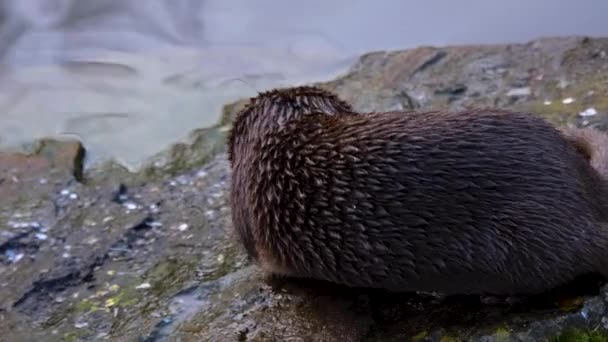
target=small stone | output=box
[60,189,70,196]
[136,283,152,290]
[543,100,552,105]
[74,321,89,329]
[218,125,231,132]
[39,178,48,184]
[69,193,78,200]
[35,233,48,240]
[506,87,531,97]
[562,97,575,104]
[8,221,42,229]
[62,253,71,258]
[107,270,116,276]
[196,170,208,178]
[85,237,99,245]
[84,219,97,227]
[177,176,190,185]
[217,254,225,263]
[579,107,598,117]
[124,202,138,210]
[178,223,189,231]
[10,252,24,263]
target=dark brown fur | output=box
[227,85,608,296]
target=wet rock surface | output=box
[2,36,608,341]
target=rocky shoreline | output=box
[2,36,608,341]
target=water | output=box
[0,0,607,170]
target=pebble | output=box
[124,202,138,210]
[178,223,189,231]
[7,251,24,263]
[136,283,152,290]
[35,233,48,240]
[69,193,78,200]
[148,221,163,228]
[74,321,89,329]
[85,237,99,246]
[579,107,598,117]
[60,189,70,196]
[506,87,531,97]
[7,221,41,229]
[562,97,575,104]
[543,100,552,105]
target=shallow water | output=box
[1,0,607,170]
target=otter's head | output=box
[226,85,354,165]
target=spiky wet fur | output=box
[227,85,608,296]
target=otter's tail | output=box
[561,127,608,179]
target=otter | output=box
[227,85,608,296]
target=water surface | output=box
[1,0,606,169]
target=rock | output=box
[0,138,85,184]
[141,96,248,179]
[141,126,228,179]
[3,36,608,341]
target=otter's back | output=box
[262,109,608,295]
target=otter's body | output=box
[227,86,608,296]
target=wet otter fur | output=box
[227,85,608,296]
